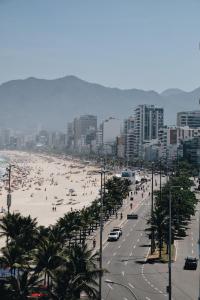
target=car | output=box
[107,231,119,241]
[184,257,198,270]
[112,227,122,236]
[127,213,138,220]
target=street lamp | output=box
[99,163,107,300]
[105,279,138,300]
[151,162,155,254]
[168,185,183,300]
[5,164,15,213]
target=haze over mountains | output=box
[0,75,199,130]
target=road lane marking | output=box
[122,271,125,276]
[123,298,128,300]
[102,243,108,250]
[118,245,121,249]
[107,284,113,290]
[146,297,151,300]
[133,245,136,249]
[129,252,133,256]
[107,260,110,265]
[113,252,116,256]
[124,261,128,266]
[137,238,140,242]
[128,283,135,289]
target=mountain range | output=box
[0,75,199,130]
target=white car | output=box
[107,231,119,241]
[112,227,122,236]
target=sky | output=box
[0,0,200,92]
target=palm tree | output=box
[33,237,63,288]
[64,243,101,299]
[0,213,38,252]
[0,243,26,276]
[6,270,42,300]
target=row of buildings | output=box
[1,107,200,166]
[66,107,200,165]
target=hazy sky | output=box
[0,0,200,91]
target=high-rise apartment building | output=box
[177,111,200,128]
[124,116,135,162]
[79,115,97,135]
[134,105,164,157]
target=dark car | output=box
[127,213,138,220]
[184,257,198,270]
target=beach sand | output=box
[0,151,103,226]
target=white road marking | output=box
[140,233,143,236]
[192,249,194,254]
[128,283,135,289]
[107,260,110,265]
[122,271,125,276]
[118,245,121,249]
[103,243,108,250]
[107,284,113,290]
[113,252,116,256]
[146,297,151,300]
[133,245,136,249]
[123,298,128,300]
[137,238,140,242]
[124,261,128,266]
[129,252,133,256]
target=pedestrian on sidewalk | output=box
[115,212,118,219]
[93,238,96,248]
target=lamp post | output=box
[151,162,155,254]
[6,164,14,213]
[105,279,138,300]
[198,208,200,300]
[99,163,107,300]
[168,185,183,300]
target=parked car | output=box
[112,227,122,236]
[107,231,119,241]
[184,257,198,270]
[127,213,138,220]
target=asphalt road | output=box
[102,179,167,300]
[101,177,200,300]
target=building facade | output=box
[134,105,164,158]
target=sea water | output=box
[0,156,8,178]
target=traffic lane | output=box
[143,208,199,300]
[102,192,151,262]
[124,232,167,300]
[103,201,157,299]
[171,212,199,300]
[102,194,150,264]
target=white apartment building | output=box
[134,105,164,158]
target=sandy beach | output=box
[0,151,103,226]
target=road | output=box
[101,177,199,300]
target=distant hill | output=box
[0,75,199,130]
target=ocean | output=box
[0,155,8,178]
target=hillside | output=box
[0,76,199,130]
